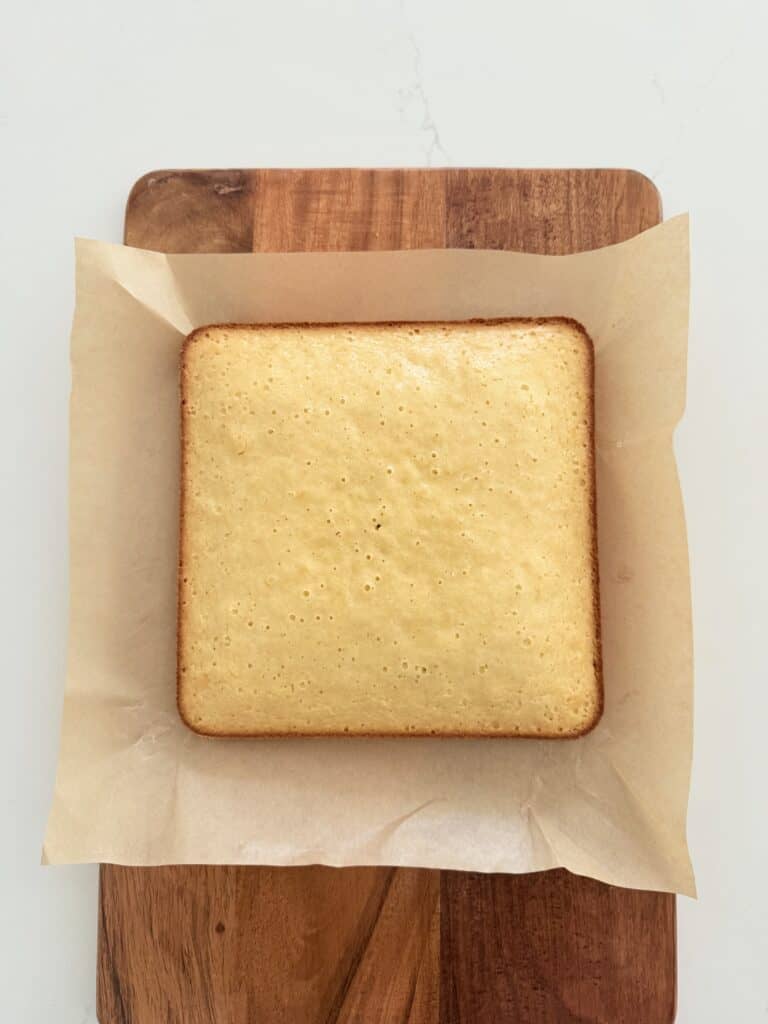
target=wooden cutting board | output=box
[97,168,676,1024]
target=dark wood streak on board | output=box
[440,869,675,1024]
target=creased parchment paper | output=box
[44,216,694,895]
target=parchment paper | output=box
[44,216,694,895]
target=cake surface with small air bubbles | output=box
[178,319,602,737]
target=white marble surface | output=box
[3,0,767,1021]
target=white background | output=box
[2,1,767,1021]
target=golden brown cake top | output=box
[178,320,601,737]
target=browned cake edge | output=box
[177,318,603,739]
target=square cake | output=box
[178,319,602,737]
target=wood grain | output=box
[441,870,675,1024]
[99,865,439,1024]
[444,168,660,252]
[126,169,255,252]
[125,167,660,255]
[251,169,447,251]
[100,167,674,1024]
